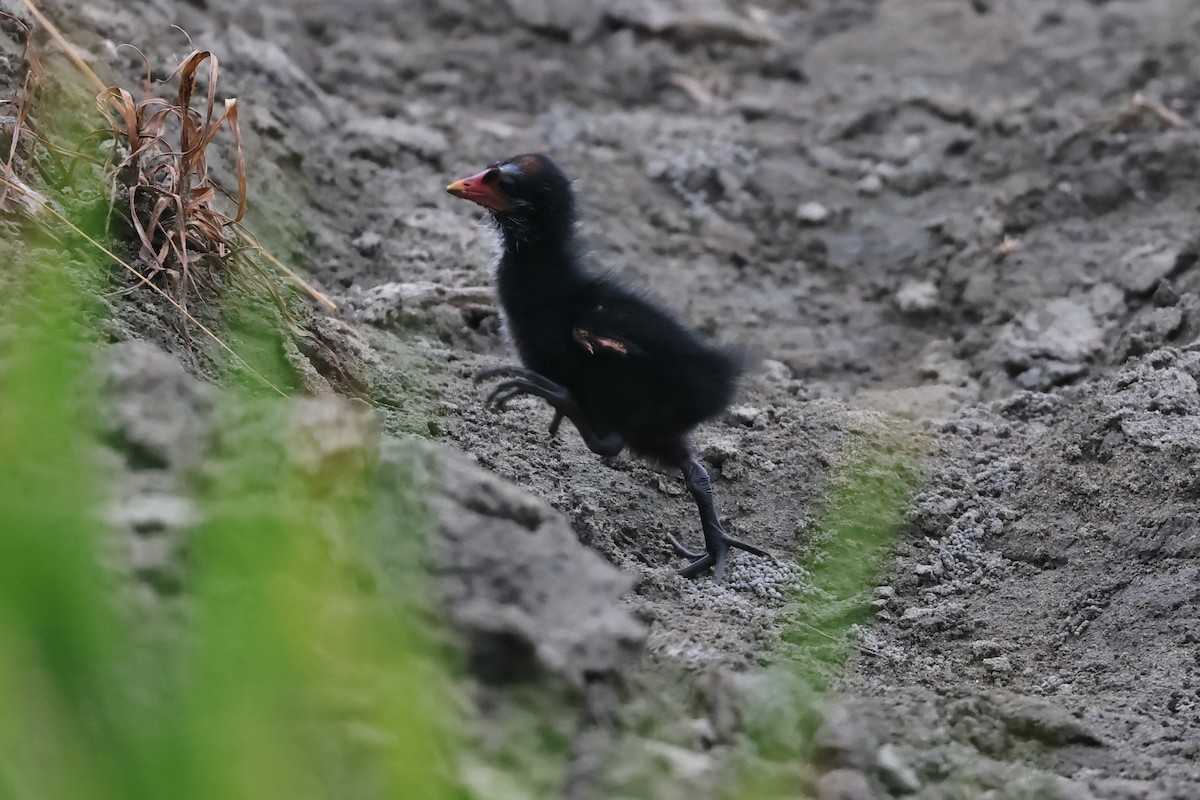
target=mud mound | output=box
[855,348,1200,798]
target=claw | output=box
[671,527,771,584]
[489,387,528,411]
[485,379,537,410]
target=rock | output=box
[983,655,1013,673]
[1117,243,1179,295]
[640,739,713,785]
[889,154,944,197]
[1121,306,1184,357]
[997,298,1103,369]
[727,404,763,426]
[875,744,920,795]
[970,639,1007,658]
[700,437,741,468]
[104,341,215,474]
[814,704,878,771]
[816,769,874,800]
[1014,361,1089,391]
[351,231,384,257]
[1153,280,1181,307]
[1078,166,1131,214]
[416,441,646,688]
[760,359,793,385]
[991,692,1104,747]
[108,494,196,535]
[798,201,832,225]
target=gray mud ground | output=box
[20,0,1200,797]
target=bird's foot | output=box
[667,529,771,584]
[474,366,565,412]
[474,365,624,457]
[476,366,566,437]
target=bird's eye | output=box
[498,175,516,191]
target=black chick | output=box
[447,153,769,583]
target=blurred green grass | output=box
[731,420,922,799]
[0,237,464,800]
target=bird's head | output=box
[446,153,576,246]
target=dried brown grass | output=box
[8,0,334,317]
[0,11,47,217]
[100,46,247,301]
[0,2,346,396]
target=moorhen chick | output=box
[447,153,769,583]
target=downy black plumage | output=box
[447,153,770,582]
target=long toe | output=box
[673,530,772,581]
[667,534,705,560]
[485,380,528,410]
[677,552,716,579]
[474,366,560,393]
[725,535,773,560]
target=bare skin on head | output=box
[447,153,771,583]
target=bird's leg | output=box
[475,365,625,457]
[667,455,771,584]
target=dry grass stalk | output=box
[1107,91,1187,132]
[0,3,322,396]
[0,11,47,217]
[0,168,288,397]
[19,0,333,314]
[17,0,106,95]
[98,47,248,312]
[95,43,337,319]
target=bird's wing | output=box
[571,282,693,360]
[572,327,639,357]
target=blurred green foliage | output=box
[0,238,463,800]
[731,421,922,799]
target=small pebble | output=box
[797,201,832,225]
[983,655,1013,673]
[856,173,883,196]
[817,769,873,800]
[895,281,939,314]
[876,744,921,795]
